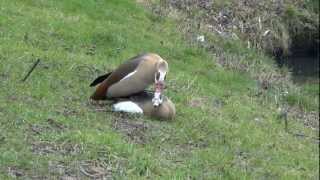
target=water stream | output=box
[284,54,319,84]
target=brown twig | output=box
[21,59,40,82]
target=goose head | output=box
[152,60,168,107]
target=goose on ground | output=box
[90,53,168,106]
[112,91,176,120]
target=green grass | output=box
[0,0,318,179]
[285,83,319,111]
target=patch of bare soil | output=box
[276,106,319,143]
[87,99,114,112]
[178,140,209,153]
[79,160,113,179]
[288,107,319,130]
[181,138,209,149]
[6,166,50,179]
[59,175,79,180]
[29,118,66,135]
[10,159,114,179]
[55,105,80,117]
[287,107,319,143]
[47,118,67,130]
[7,166,25,178]
[47,160,113,180]
[31,141,82,156]
[48,161,71,178]
[112,114,150,144]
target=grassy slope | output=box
[0,0,318,179]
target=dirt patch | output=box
[31,141,82,156]
[29,124,48,135]
[7,160,113,179]
[276,106,319,143]
[179,138,209,150]
[60,175,78,180]
[112,114,150,144]
[287,107,319,130]
[29,118,66,135]
[47,118,66,130]
[79,160,113,179]
[7,166,26,178]
[48,161,69,177]
[48,161,81,180]
[6,166,49,179]
[6,160,113,179]
[55,106,80,117]
[87,99,114,112]
[48,160,114,180]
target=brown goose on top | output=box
[90,53,168,106]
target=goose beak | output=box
[153,65,167,106]
[152,73,164,107]
[152,81,164,107]
[152,91,163,107]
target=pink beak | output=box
[152,81,164,106]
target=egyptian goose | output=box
[112,91,176,120]
[90,53,168,106]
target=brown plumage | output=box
[90,53,175,120]
[90,53,169,100]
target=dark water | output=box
[278,54,319,84]
[282,54,319,84]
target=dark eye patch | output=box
[156,72,160,80]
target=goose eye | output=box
[155,72,160,81]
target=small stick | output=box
[284,114,288,132]
[21,59,40,82]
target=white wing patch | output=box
[120,70,137,81]
[112,101,143,114]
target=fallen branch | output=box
[21,59,40,82]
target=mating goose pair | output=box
[90,53,175,120]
